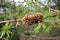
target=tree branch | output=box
[38,2,59,13]
[0,19,21,23]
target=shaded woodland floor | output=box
[19,24,60,40]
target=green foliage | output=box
[43,26,51,33]
[0,0,60,40]
[34,22,51,33]
[0,22,14,40]
[34,23,41,33]
[26,0,33,6]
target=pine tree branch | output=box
[0,19,21,23]
[38,2,59,13]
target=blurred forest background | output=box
[0,0,60,40]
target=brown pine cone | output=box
[21,12,43,26]
[34,12,43,22]
[21,14,33,26]
[22,20,31,26]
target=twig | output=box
[38,2,59,13]
[0,19,21,23]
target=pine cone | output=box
[34,12,43,23]
[21,12,43,26]
[21,14,33,26]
